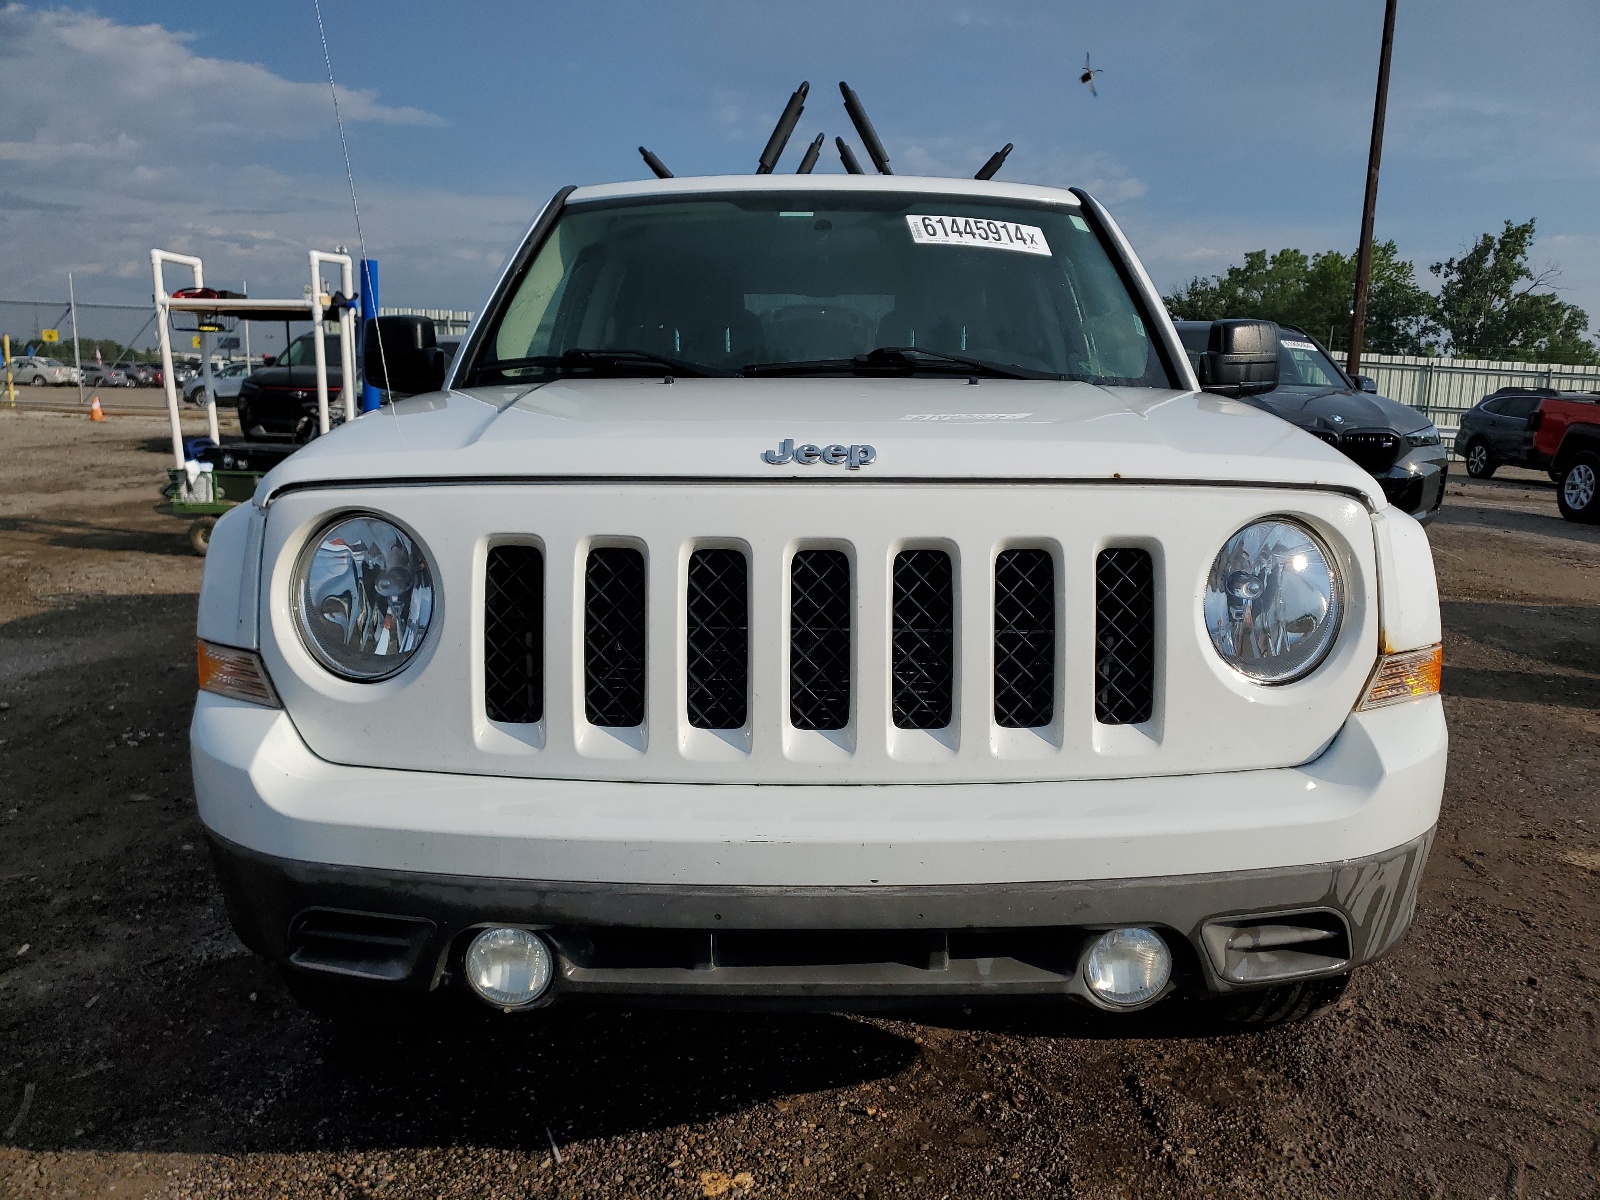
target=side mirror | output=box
[1199,320,1279,396]
[363,315,446,397]
[1353,374,1378,393]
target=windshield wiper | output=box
[477,348,735,380]
[742,346,1058,380]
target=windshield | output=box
[1275,334,1347,388]
[1177,324,1349,390]
[471,193,1171,386]
[281,333,337,367]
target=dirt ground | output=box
[1,409,1597,1200]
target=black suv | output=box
[1175,322,1448,525]
[236,332,345,440]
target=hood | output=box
[256,377,1385,507]
[245,365,344,390]
[1251,386,1430,436]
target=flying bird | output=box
[1079,53,1103,96]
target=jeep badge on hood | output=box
[762,439,877,469]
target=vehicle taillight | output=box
[1527,410,1544,432]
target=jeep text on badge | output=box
[762,439,876,468]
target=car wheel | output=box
[1557,452,1600,524]
[236,405,253,436]
[187,517,216,556]
[31,375,46,386]
[1463,438,1496,478]
[1196,972,1351,1031]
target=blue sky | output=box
[4,0,1599,344]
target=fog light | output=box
[465,927,553,1009]
[1083,927,1172,1008]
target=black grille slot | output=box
[1338,430,1402,473]
[789,550,851,730]
[1095,548,1155,725]
[892,550,954,728]
[687,548,749,729]
[585,547,647,728]
[484,545,545,723]
[993,549,1055,728]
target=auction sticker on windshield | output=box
[906,215,1051,256]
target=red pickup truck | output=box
[1530,396,1600,522]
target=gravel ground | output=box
[1,411,1597,1199]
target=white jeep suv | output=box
[191,174,1445,1026]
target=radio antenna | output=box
[835,136,865,174]
[839,82,891,174]
[757,81,809,174]
[638,147,674,178]
[974,143,1013,180]
[795,133,825,174]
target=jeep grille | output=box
[1095,548,1156,725]
[789,550,852,731]
[484,545,544,724]
[686,548,749,730]
[584,547,648,728]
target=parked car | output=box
[123,362,160,387]
[83,364,134,388]
[195,171,1444,1029]
[6,355,79,386]
[184,361,252,407]
[236,333,347,440]
[1522,394,1600,522]
[1174,322,1447,524]
[1452,386,1598,480]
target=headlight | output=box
[294,513,435,680]
[1204,519,1342,684]
[1406,426,1441,447]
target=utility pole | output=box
[68,272,85,406]
[242,279,251,365]
[1347,0,1399,378]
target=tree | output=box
[1431,219,1599,365]
[1165,241,1434,354]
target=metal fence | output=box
[380,307,475,336]
[1358,351,1600,448]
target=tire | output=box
[187,517,216,556]
[31,375,45,386]
[1197,972,1350,1032]
[1556,451,1600,524]
[1463,438,1497,479]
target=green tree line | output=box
[1165,218,1600,366]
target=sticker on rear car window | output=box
[1281,340,1318,352]
[906,215,1051,256]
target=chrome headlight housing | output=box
[1204,519,1342,684]
[294,513,435,680]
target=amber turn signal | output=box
[197,639,281,708]
[1357,643,1442,711]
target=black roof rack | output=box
[637,81,1015,180]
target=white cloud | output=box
[0,4,514,317]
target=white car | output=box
[184,361,251,407]
[192,174,1445,1028]
[7,355,79,386]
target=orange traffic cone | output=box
[88,396,105,422]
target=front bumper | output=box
[1374,448,1448,525]
[194,693,1446,1005]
